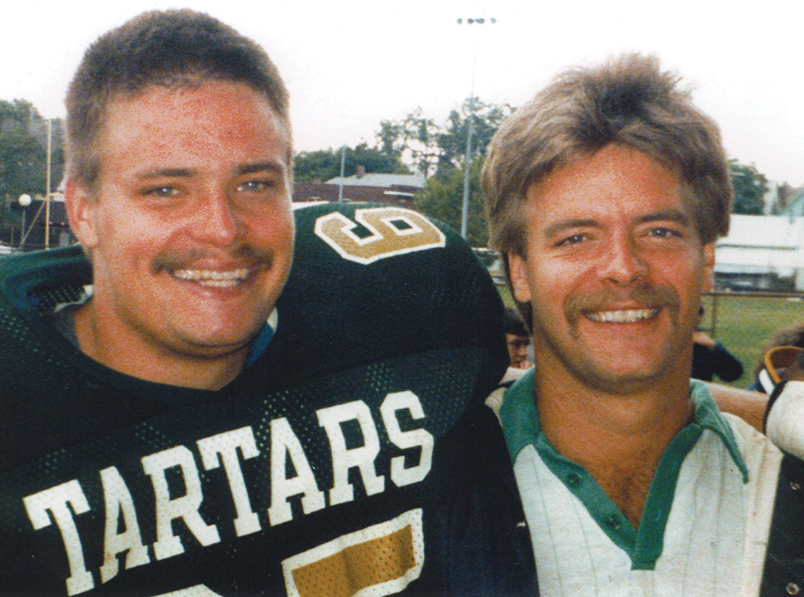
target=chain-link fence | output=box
[702,291,804,387]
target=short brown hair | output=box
[66,9,291,189]
[482,53,732,256]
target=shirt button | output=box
[566,473,581,488]
[605,514,621,529]
[787,583,801,595]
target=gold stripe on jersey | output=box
[282,509,424,597]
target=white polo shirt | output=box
[499,370,783,596]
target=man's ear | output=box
[507,252,533,304]
[702,242,715,292]
[65,179,100,249]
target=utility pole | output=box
[44,119,52,249]
[456,17,496,240]
[338,145,346,203]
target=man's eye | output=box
[144,186,179,198]
[238,179,275,193]
[556,233,586,247]
[649,227,679,238]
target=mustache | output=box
[564,283,680,326]
[151,244,275,274]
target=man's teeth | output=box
[172,268,250,287]
[586,308,659,323]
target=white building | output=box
[715,214,804,291]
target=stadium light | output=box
[456,16,496,240]
[18,194,31,249]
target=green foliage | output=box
[729,159,767,215]
[377,110,442,177]
[0,131,45,199]
[295,98,514,245]
[379,97,513,245]
[416,157,487,247]
[0,99,64,245]
[437,99,513,166]
[0,100,63,198]
[377,98,513,178]
[294,142,408,183]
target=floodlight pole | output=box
[44,119,52,249]
[456,17,496,240]
[460,95,476,240]
[338,145,346,203]
[18,194,31,249]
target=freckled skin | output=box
[509,144,714,395]
[508,144,716,527]
[66,81,295,389]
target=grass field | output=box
[702,293,804,387]
[498,286,804,388]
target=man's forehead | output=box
[523,150,688,214]
[132,160,287,180]
[103,82,289,139]
[97,82,292,171]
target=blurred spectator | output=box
[505,306,532,363]
[691,307,743,382]
[500,308,533,384]
[692,330,743,382]
[750,322,804,392]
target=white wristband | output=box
[766,380,804,459]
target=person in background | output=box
[749,322,804,392]
[505,307,533,370]
[502,306,534,384]
[482,52,804,595]
[691,307,743,382]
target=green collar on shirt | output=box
[499,368,749,570]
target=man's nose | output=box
[601,235,648,284]
[190,191,244,245]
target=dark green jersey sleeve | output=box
[0,202,536,596]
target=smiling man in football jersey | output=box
[0,10,536,595]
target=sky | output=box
[2,0,803,185]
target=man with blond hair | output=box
[483,54,804,595]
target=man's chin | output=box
[576,360,672,394]
[168,329,261,360]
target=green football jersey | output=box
[0,202,535,595]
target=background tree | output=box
[378,97,513,245]
[436,98,513,168]
[416,156,487,247]
[377,98,513,178]
[376,110,442,177]
[730,159,768,215]
[0,99,64,246]
[294,142,409,183]
[768,181,795,215]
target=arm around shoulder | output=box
[707,382,767,433]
